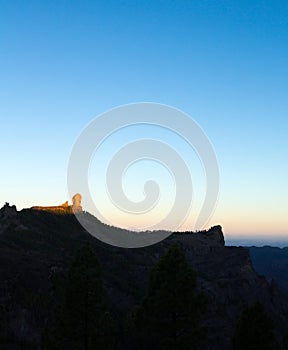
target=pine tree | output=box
[46,242,115,350]
[231,302,278,350]
[0,304,7,346]
[282,330,288,350]
[130,243,207,350]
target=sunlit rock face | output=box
[31,194,83,214]
[72,193,82,213]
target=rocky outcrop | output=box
[0,203,27,233]
[31,194,82,214]
[72,193,82,213]
[31,205,73,214]
[173,225,225,247]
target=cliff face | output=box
[249,246,288,293]
[173,225,225,246]
[31,204,74,214]
[169,230,288,348]
[31,194,83,214]
[0,204,287,349]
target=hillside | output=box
[249,246,288,293]
[0,203,288,349]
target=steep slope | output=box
[249,246,288,293]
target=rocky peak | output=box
[72,193,82,213]
[0,203,27,233]
[205,225,225,245]
[173,225,225,247]
[0,202,18,219]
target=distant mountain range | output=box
[0,202,288,349]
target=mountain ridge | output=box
[0,203,287,349]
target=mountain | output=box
[249,246,288,293]
[0,202,288,349]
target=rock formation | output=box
[174,225,225,247]
[72,193,82,213]
[31,195,82,214]
[0,203,27,233]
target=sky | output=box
[0,0,287,245]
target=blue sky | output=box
[1,0,287,241]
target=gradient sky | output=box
[1,1,287,243]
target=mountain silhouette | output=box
[0,202,287,349]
